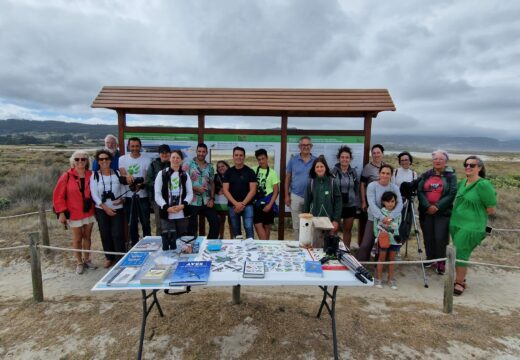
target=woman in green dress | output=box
[449,156,496,295]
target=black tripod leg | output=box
[411,205,428,288]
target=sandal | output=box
[454,282,465,296]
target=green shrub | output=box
[0,197,10,210]
[7,166,62,205]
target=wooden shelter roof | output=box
[91,86,395,117]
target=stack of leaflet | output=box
[243,261,265,278]
[106,252,149,286]
[132,237,162,251]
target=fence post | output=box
[39,203,50,254]
[29,232,44,302]
[232,285,241,304]
[443,245,455,314]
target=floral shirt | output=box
[183,158,215,206]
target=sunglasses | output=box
[464,163,478,168]
[74,158,87,162]
[98,157,110,161]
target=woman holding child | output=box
[357,164,403,263]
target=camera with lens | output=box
[323,234,340,256]
[255,186,266,200]
[129,177,145,192]
[161,229,177,251]
[101,190,116,203]
[400,179,418,199]
[170,195,180,206]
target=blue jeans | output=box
[228,204,254,239]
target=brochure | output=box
[120,252,149,267]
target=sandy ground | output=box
[1,248,519,359]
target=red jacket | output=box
[52,168,95,220]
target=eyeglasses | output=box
[299,144,312,148]
[74,158,87,162]
[464,163,477,168]
[98,157,110,161]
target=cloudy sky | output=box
[1,0,519,139]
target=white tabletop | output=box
[92,237,373,292]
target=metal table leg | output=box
[317,286,339,360]
[137,290,164,360]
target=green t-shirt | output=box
[254,166,280,197]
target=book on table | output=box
[243,261,265,278]
[139,265,171,285]
[305,261,324,277]
[169,261,212,286]
[107,267,140,286]
[132,238,162,251]
[120,252,149,267]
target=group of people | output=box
[53,135,497,296]
[52,136,282,274]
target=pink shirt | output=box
[423,176,444,205]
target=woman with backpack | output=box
[303,156,342,248]
[331,146,360,249]
[154,150,193,237]
[52,150,96,274]
[90,149,126,268]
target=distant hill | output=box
[0,119,117,145]
[372,135,520,153]
[1,119,519,152]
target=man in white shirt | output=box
[119,137,152,247]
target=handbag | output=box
[377,230,390,249]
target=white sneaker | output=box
[374,278,383,289]
[389,279,398,290]
[75,263,84,275]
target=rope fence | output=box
[0,209,52,220]
[1,244,518,269]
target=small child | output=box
[373,191,401,290]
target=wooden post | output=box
[232,285,241,304]
[443,245,455,314]
[29,232,44,302]
[39,203,50,254]
[278,114,288,240]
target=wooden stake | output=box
[232,285,241,304]
[39,203,50,254]
[443,245,455,314]
[29,232,44,302]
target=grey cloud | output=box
[0,0,518,141]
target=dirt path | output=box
[1,257,519,359]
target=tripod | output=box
[402,195,429,288]
[127,190,146,249]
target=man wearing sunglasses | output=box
[285,136,317,240]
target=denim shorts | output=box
[379,244,401,252]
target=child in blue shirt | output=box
[373,191,401,289]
